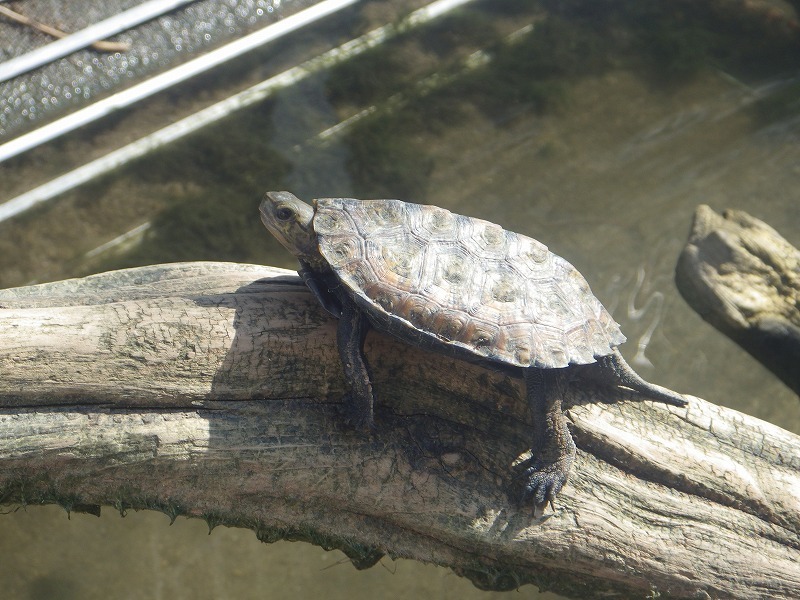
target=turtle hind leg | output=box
[520,367,576,514]
[595,349,687,407]
[336,297,376,430]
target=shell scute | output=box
[531,324,571,368]
[428,247,482,307]
[349,198,406,235]
[564,324,597,365]
[428,308,470,341]
[458,219,511,260]
[314,197,624,368]
[396,294,437,328]
[312,201,356,237]
[337,259,375,293]
[482,266,521,305]
[460,320,502,356]
[367,236,425,292]
[364,281,406,315]
[416,206,460,240]
[511,234,550,264]
[324,236,364,269]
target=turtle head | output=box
[260,191,321,265]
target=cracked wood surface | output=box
[0,262,798,598]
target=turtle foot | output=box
[520,456,571,514]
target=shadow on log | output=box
[676,205,800,396]
[0,262,798,598]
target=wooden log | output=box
[676,205,800,396]
[0,262,798,599]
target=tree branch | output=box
[0,262,798,598]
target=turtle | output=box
[259,191,687,512]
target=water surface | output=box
[0,1,798,598]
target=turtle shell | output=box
[313,198,626,369]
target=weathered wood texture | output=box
[676,205,800,396]
[0,262,798,599]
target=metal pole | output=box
[0,0,359,164]
[0,0,198,83]
[0,0,479,223]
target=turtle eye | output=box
[275,206,294,221]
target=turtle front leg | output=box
[521,367,576,513]
[336,297,376,430]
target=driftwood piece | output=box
[0,262,798,599]
[676,205,800,396]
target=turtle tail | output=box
[595,349,688,407]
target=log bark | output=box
[675,205,800,396]
[0,261,798,599]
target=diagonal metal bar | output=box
[0,0,197,83]
[0,0,479,223]
[0,0,359,164]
